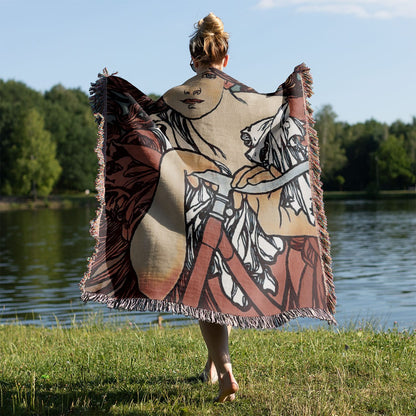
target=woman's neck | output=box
[196,62,224,75]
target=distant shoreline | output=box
[323,190,416,200]
[0,194,98,211]
[0,190,415,211]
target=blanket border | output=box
[80,65,337,329]
[297,64,336,315]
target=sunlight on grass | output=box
[0,317,415,415]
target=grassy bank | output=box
[323,190,416,200]
[0,322,415,415]
[0,194,97,211]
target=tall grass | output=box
[0,320,415,415]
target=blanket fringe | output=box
[81,65,337,327]
[81,291,337,329]
[297,63,336,315]
[79,70,109,292]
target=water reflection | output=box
[0,198,415,329]
[0,206,193,327]
[325,198,416,329]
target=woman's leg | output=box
[199,321,239,402]
[200,325,232,384]
[201,354,218,384]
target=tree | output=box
[0,103,20,194]
[0,80,46,194]
[0,79,44,109]
[10,108,62,197]
[314,105,347,189]
[376,135,415,189]
[389,117,416,181]
[44,85,97,191]
[341,119,388,191]
[148,93,161,101]
[1,77,415,195]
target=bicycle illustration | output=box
[181,161,312,316]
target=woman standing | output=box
[188,15,239,402]
[82,12,336,405]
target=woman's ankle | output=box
[216,371,239,403]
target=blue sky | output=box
[1,0,415,124]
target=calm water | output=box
[0,199,415,330]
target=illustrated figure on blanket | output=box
[80,13,336,404]
[128,69,326,316]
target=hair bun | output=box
[189,13,229,65]
[197,12,225,37]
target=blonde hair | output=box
[189,13,229,66]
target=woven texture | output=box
[80,64,336,328]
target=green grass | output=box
[0,320,415,415]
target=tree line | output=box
[0,80,415,197]
[315,105,415,192]
[0,80,97,197]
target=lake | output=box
[0,198,415,330]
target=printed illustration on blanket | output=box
[81,64,336,328]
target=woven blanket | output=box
[80,64,336,328]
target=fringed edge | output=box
[80,66,337,328]
[88,68,118,116]
[81,291,337,329]
[297,63,336,315]
[80,70,111,292]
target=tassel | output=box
[298,63,336,315]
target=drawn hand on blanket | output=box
[187,171,219,192]
[231,165,281,209]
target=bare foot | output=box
[200,358,218,384]
[215,372,239,403]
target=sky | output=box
[1,0,415,125]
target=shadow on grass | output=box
[1,374,209,416]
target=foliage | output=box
[9,108,61,197]
[0,80,46,195]
[1,78,415,195]
[314,105,347,187]
[44,85,97,192]
[148,93,161,101]
[376,135,415,189]
[0,80,96,196]
[0,322,414,415]
[314,105,416,191]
